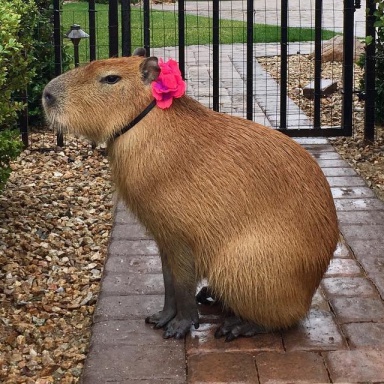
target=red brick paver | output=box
[188,352,259,384]
[257,351,330,383]
[325,350,384,383]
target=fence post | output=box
[313,0,323,130]
[341,0,354,137]
[246,0,254,121]
[212,0,220,112]
[364,0,376,143]
[53,0,63,147]
[279,0,288,129]
[89,0,97,61]
[109,0,119,57]
[178,0,186,79]
[143,0,151,56]
[19,90,29,147]
[121,0,131,56]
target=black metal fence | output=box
[40,0,378,145]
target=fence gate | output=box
[52,0,376,142]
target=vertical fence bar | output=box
[178,0,186,79]
[53,0,62,77]
[109,0,119,57]
[314,0,322,129]
[89,0,96,61]
[143,0,151,56]
[280,0,288,128]
[341,0,354,136]
[53,0,63,147]
[364,0,376,142]
[121,0,131,56]
[246,0,254,120]
[212,0,220,112]
[20,90,29,147]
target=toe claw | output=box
[163,330,172,339]
[175,332,185,339]
[225,333,236,342]
[214,327,225,339]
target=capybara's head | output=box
[42,49,160,143]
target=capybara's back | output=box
[43,50,339,340]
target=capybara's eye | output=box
[102,75,121,84]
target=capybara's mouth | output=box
[44,111,68,135]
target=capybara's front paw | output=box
[145,309,176,329]
[163,313,200,339]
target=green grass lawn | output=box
[62,2,337,63]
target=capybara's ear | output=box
[132,47,147,57]
[140,57,160,84]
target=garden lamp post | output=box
[65,24,89,67]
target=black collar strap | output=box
[111,99,157,141]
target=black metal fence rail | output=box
[365,0,376,143]
[24,0,378,145]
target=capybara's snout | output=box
[42,87,56,108]
[42,76,67,111]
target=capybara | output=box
[42,48,339,341]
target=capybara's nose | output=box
[43,88,56,107]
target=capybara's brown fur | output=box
[43,52,339,339]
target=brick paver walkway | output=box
[80,3,384,383]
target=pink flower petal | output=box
[151,58,186,109]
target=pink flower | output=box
[151,58,186,109]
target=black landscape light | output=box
[65,24,89,67]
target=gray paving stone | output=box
[93,294,163,322]
[326,176,367,187]
[331,187,376,199]
[334,198,384,211]
[101,272,164,296]
[90,319,180,346]
[114,209,139,225]
[322,167,357,177]
[311,152,342,160]
[105,255,162,274]
[337,210,384,225]
[316,159,350,168]
[340,224,384,240]
[283,309,346,352]
[109,239,159,256]
[81,344,186,383]
[330,296,384,323]
[111,223,151,240]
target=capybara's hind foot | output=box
[145,309,176,329]
[215,316,268,342]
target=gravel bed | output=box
[259,55,384,201]
[0,133,114,383]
